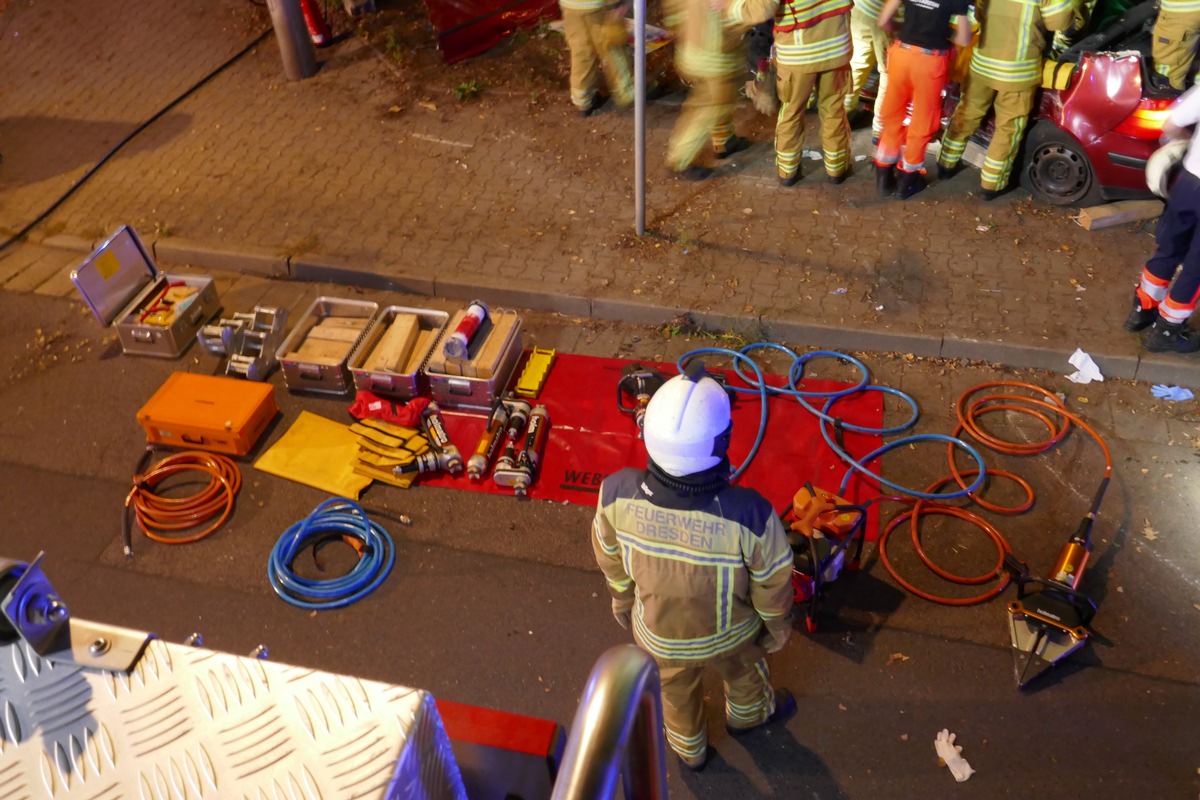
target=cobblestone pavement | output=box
[1,0,1197,387]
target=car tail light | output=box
[1113,97,1174,139]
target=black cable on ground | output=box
[0,27,272,257]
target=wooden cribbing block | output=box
[308,316,368,342]
[469,312,518,379]
[1075,200,1163,230]
[364,313,420,372]
[293,338,351,362]
[402,327,436,374]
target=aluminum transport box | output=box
[276,296,378,395]
[0,625,467,799]
[425,309,522,411]
[71,225,221,358]
[350,305,448,400]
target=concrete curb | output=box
[38,237,1200,386]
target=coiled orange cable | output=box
[875,382,1112,606]
[125,451,241,544]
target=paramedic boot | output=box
[1124,293,1158,332]
[727,688,797,736]
[1143,318,1200,353]
[895,169,927,200]
[875,163,896,197]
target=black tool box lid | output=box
[70,225,160,327]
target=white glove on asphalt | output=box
[934,729,975,782]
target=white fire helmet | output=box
[643,373,732,477]
[1146,139,1188,199]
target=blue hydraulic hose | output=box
[676,344,987,500]
[269,498,396,610]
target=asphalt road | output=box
[1,254,1198,798]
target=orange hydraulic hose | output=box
[126,451,241,544]
[875,382,1113,606]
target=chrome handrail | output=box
[550,645,670,800]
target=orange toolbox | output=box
[136,373,278,456]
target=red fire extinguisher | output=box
[299,0,332,47]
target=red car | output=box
[1018,0,1177,206]
[854,0,1175,206]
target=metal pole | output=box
[266,0,318,81]
[550,645,669,800]
[634,0,647,236]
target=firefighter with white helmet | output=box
[592,365,796,771]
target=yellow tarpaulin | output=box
[254,410,373,499]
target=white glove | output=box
[934,729,975,782]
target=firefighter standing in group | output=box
[873,0,971,199]
[1124,86,1200,354]
[845,0,891,144]
[772,0,855,185]
[558,0,635,116]
[662,0,777,180]
[592,369,796,771]
[1152,0,1200,90]
[936,0,1073,200]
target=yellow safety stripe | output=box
[971,50,1040,84]
[775,32,851,66]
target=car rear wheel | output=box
[1019,121,1105,207]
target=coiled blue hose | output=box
[676,344,987,500]
[268,498,396,610]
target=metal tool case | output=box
[350,305,448,399]
[136,372,279,456]
[275,296,378,395]
[71,225,221,358]
[425,309,523,412]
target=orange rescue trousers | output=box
[875,41,952,172]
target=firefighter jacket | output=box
[663,0,781,78]
[774,0,853,72]
[1162,0,1200,12]
[969,0,1074,89]
[593,461,795,668]
[852,0,886,20]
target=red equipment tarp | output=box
[420,353,883,517]
[423,0,559,64]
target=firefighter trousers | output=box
[658,654,776,764]
[1152,9,1200,90]
[1140,170,1200,324]
[666,70,740,172]
[776,64,852,180]
[562,6,634,110]
[876,42,951,173]
[846,6,889,136]
[939,79,1034,191]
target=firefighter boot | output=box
[1124,293,1158,332]
[1144,318,1200,353]
[895,169,927,200]
[727,688,797,736]
[875,163,896,197]
[715,135,751,159]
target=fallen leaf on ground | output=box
[1142,520,1159,541]
[886,652,911,665]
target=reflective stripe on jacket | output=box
[775,13,852,70]
[775,0,852,33]
[593,467,795,667]
[969,0,1073,88]
[664,0,781,77]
